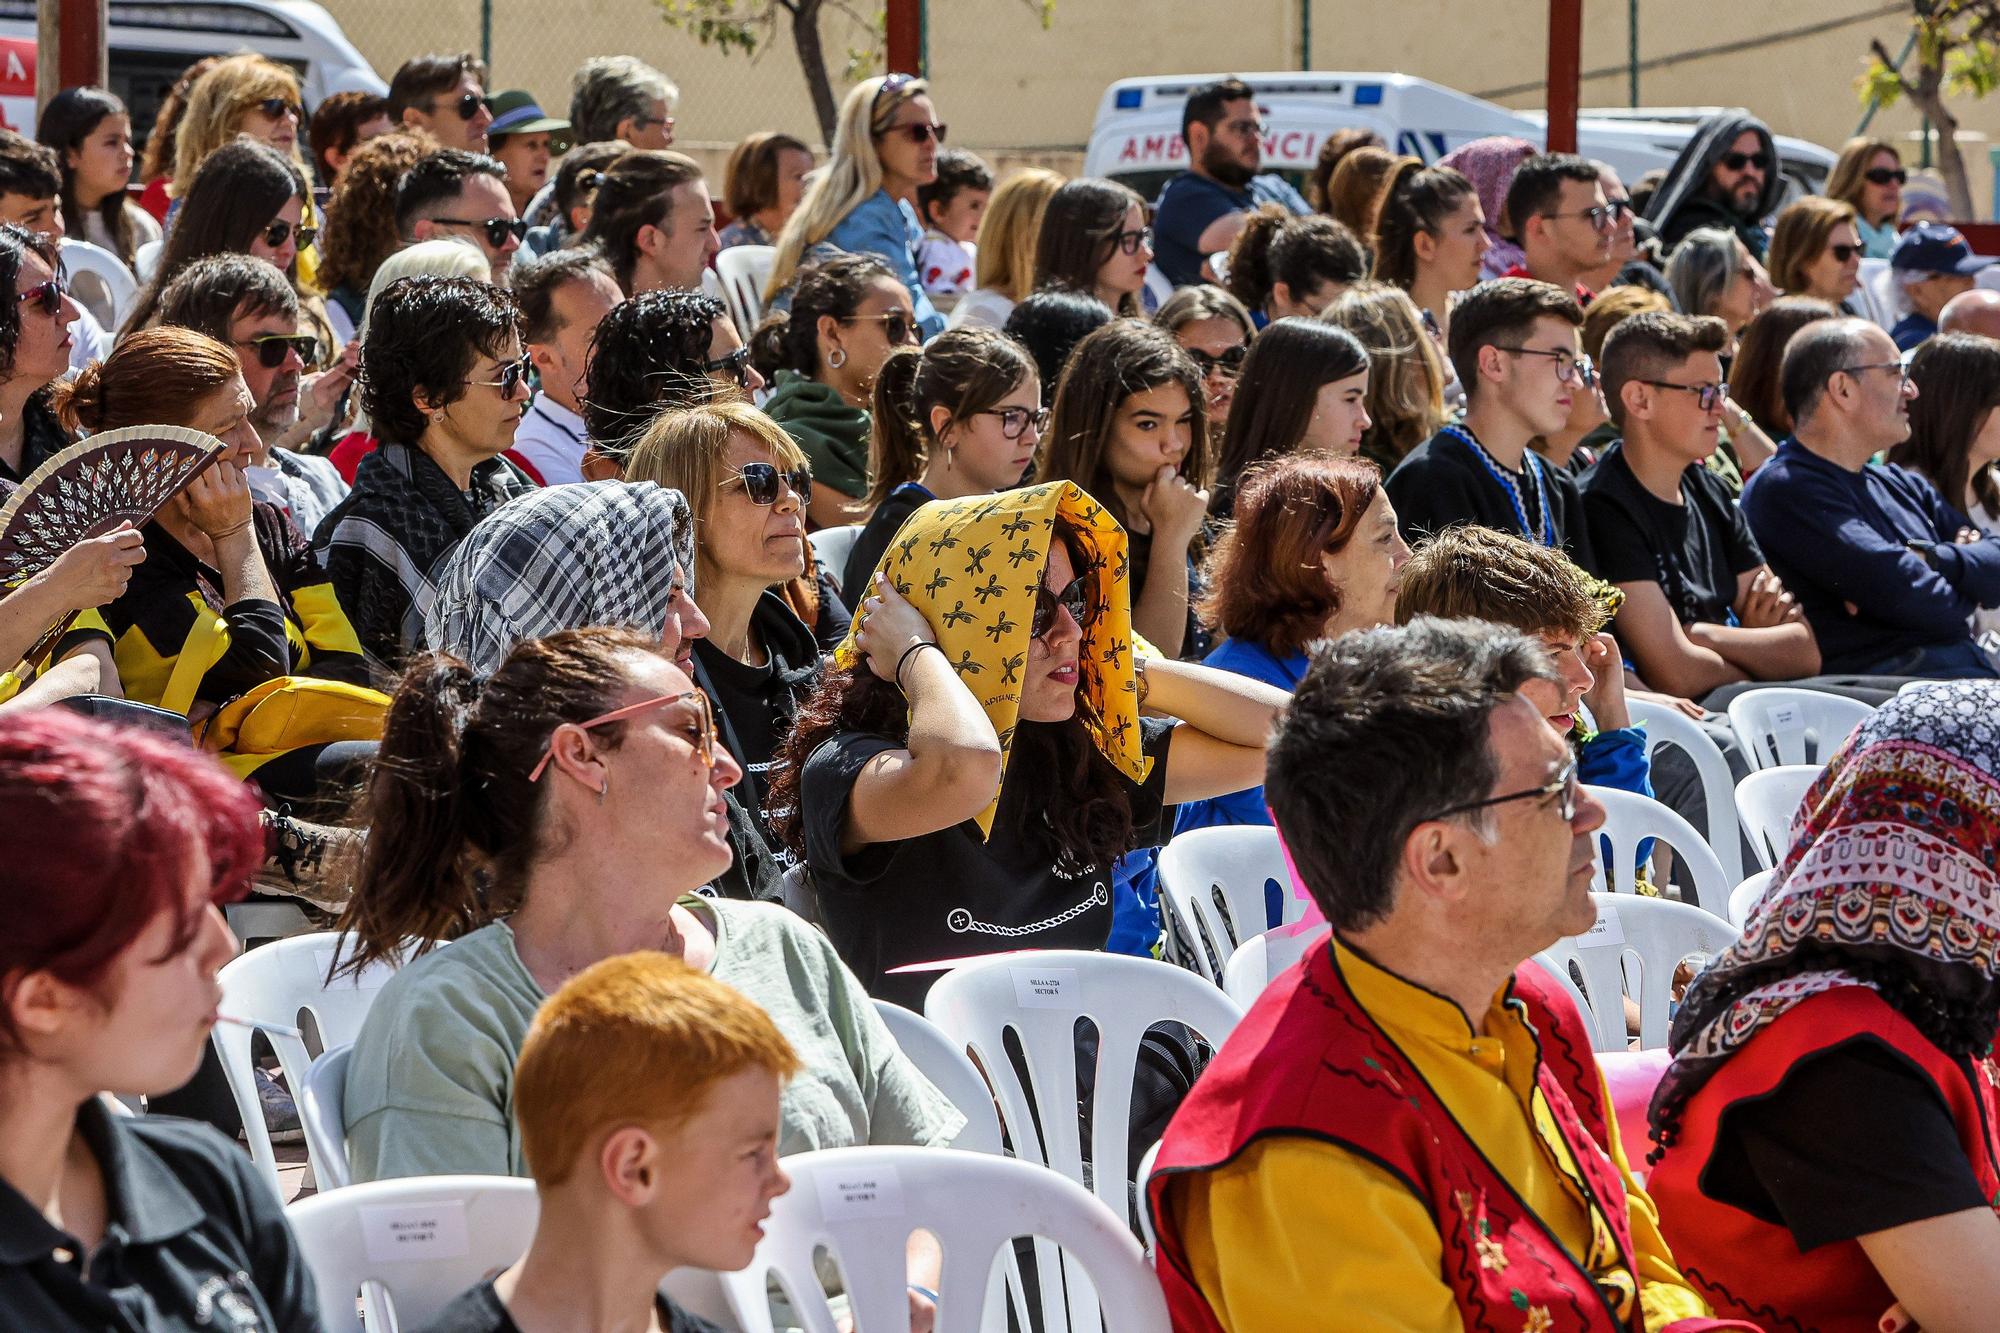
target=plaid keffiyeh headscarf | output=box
[424,480,695,675]
[1652,681,2000,1135]
[838,480,1152,837]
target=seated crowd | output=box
[3,53,2000,1333]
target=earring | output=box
[944,442,954,472]
[827,347,848,370]
[597,775,610,805]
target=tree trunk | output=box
[787,0,839,146]
[1911,89,1977,220]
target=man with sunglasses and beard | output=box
[1642,111,1783,260]
[388,51,495,153]
[397,148,525,281]
[1151,77,1311,288]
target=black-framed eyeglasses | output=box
[1184,344,1249,378]
[1542,199,1632,233]
[725,461,811,506]
[434,215,528,248]
[255,97,302,122]
[1109,226,1153,256]
[16,277,64,317]
[1719,151,1769,172]
[1640,379,1729,412]
[260,219,315,251]
[235,333,319,369]
[1864,166,1908,186]
[427,90,486,121]
[1496,346,1595,387]
[1423,758,1579,825]
[878,121,947,145]
[704,345,753,388]
[1031,572,1090,640]
[466,352,533,396]
[974,405,1050,440]
[841,310,918,345]
[1837,361,1911,387]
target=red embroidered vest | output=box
[1647,986,2000,1333]
[1146,942,1753,1333]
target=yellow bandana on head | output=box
[837,481,1153,837]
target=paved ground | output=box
[275,1141,314,1202]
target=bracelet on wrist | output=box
[894,640,938,688]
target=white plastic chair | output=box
[715,243,775,336]
[287,1175,539,1332]
[298,1044,354,1191]
[871,1000,1002,1154]
[1221,923,1330,1009]
[719,1145,1170,1333]
[133,237,162,284]
[1156,825,1300,984]
[1625,697,1743,885]
[57,237,137,331]
[1726,688,1873,770]
[1729,868,1777,929]
[1559,893,1739,1050]
[1133,1138,1164,1254]
[224,900,315,948]
[1587,784,1733,919]
[808,522,864,588]
[1733,764,1822,870]
[212,932,404,1194]
[1528,950,1598,1037]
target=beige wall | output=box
[321,0,1993,215]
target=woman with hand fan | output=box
[0,224,81,486]
[0,526,143,712]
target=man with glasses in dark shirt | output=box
[1151,77,1310,287]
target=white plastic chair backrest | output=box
[1564,893,1739,1050]
[715,243,775,337]
[224,899,314,948]
[808,523,863,588]
[1854,256,1899,330]
[57,237,138,330]
[1586,784,1733,919]
[1729,869,1777,929]
[298,1045,354,1192]
[1726,688,1873,770]
[212,932,403,1193]
[287,1175,539,1332]
[1528,949,1598,1042]
[1156,825,1299,983]
[1625,698,1743,884]
[1134,1138,1164,1254]
[1142,263,1174,310]
[1221,923,1330,1009]
[719,1146,1169,1333]
[1733,764,1822,870]
[871,1000,1002,1154]
[133,237,162,284]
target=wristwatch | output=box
[1132,653,1150,707]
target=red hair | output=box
[1198,454,1381,656]
[0,711,263,1051]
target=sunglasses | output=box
[434,215,528,248]
[527,689,716,783]
[236,333,319,369]
[428,90,487,121]
[727,461,811,506]
[704,345,753,388]
[878,121,948,145]
[1184,344,1248,377]
[974,405,1049,440]
[1640,379,1729,412]
[16,277,64,317]
[842,310,918,345]
[1827,243,1860,263]
[1864,166,1908,186]
[254,97,303,123]
[1543,199,1632,232]
[1031,572,1090,640]
[1110,225,1153,256]
[260,219,316,251]
[1719,151,1770,172]
[466,352,533,396]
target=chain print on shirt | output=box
[946,881,1111,936]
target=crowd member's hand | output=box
[1736,569,1797,629]
[855,572,938,684]
[1956,525,1982,545]
[301,342,361,433]
[1629,685,1708,721]
[179,458,255,540]
[1580,632,1630,730]
[1141,464,1209,549]
[43,523,145,610]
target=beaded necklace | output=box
[1442,422,1555,547]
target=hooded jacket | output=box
[1642,112,1782,258]
[763,370,872,500]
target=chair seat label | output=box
[1577,906,1627,950]
[815,1165,905,1219]
[1010,967,1078,1008]
[358,1199,471,1264]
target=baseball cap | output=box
[485,91,573,152]
[1890,223,1997,276]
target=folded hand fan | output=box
[0,424,228,666]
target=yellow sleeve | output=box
[290,580,364,660]
[1595,1069,1714,1330]
[1169,1137,1461,1333]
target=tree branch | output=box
[1871,34,1930,100]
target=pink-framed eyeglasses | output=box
[527,690,717,782]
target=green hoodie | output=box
[764,370,871,498]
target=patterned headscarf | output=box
[424,480,695,675]
[1438,136,1536,281]
[1654,681,2000,1130]
[837,481,1151,837]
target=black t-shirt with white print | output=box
[801,716,1177,1007]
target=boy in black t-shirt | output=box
[414,955,796,1333]
[1580,311,1821,699]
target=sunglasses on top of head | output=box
[1031,572,1090,640]
[435,216,529,248]
[260,219,316,251]
[428,91,486,121]
[16,277,64,317]
[236,333,320,369]
[726,461,811,506]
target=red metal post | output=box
[37,0,107,118]
[1546,0,1582,153]
[885,0,922,76]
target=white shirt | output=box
[506,395,589,486]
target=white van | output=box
[0,0,383,142]
[1084,72,1834,211]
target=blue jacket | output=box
[1740,440,2000,672]
[1174,637,1308,838]
[825,190,947,341]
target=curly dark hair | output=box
[360,275,520,444]
[581,288,725,461]
[316,129,437,297]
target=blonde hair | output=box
[172,54,304,193]
[974,167,1064,303]
[1322,282,1446,471]
[1767,196,1860,297]
[358,238,491,341]
[764,75,929,301]
[515,954,799,1188]
[1825,136,1901,220]
[1580,283,1672,361]
[625,399,807,538]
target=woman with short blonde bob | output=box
[1767,196,1863,308]
[948,166,1063,332]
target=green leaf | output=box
[1858,60,1908,108]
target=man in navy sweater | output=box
[1739,317,2000,678]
